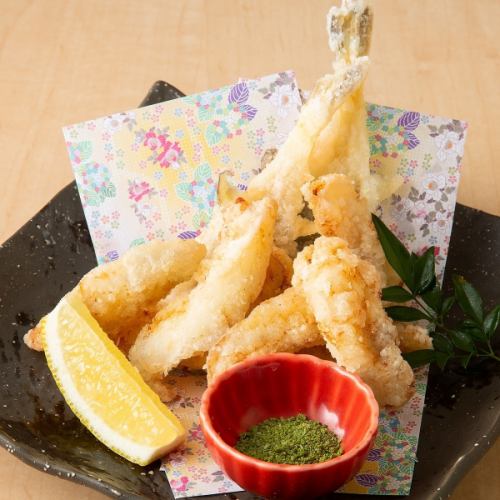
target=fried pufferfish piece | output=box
[23,239,206,353]
[128,197,277,385]
[206,287,322,382]
[293,236,414,407]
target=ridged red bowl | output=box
[200,353,379,499]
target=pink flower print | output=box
[143,130,165,151]
[158,141,183,169]
[188,424,204,442]
[128,180,152,202]
[73,151,82,165]
[171,476,190,492]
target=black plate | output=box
[0,82,498,500]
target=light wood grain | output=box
[0,1,498,498]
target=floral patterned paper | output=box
[64,81,466,497]
[63,72,301,263]
[159,105,466,498]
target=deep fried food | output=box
[207,287,322,382]
[302,173,396,286]
[396,323,433,353]
[23,239,206,353]
[246,59,369,255]
[242,1,400,253]
[128,197,277,383]
[326,0,373,64]
[251,246,293,308]
[293,236,414,407]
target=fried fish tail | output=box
[24,239,206,353]
[327,0,373,64]
[207,287,322,382]
[129,197,277,382]
[293,236,414,407]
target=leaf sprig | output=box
[372,214,500,370]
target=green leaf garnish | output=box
[484,306,500,338]
[372,214,413,289]
[441,296,455,316]
[449,330,475,353]
[373,214,499,370]
[453,275,483,324]
[432,333,454,354]
[403,349,436,368]
[421,285,443,312]
[386,306,429,322]
[413,247,436,294]
[382,286,414,303]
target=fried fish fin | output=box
[293,236,414,408]
[207,287,322,382]
[24,239,206,354]
[129,197,277,382]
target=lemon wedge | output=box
[42,292,185,465]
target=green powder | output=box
[235,414,343,465]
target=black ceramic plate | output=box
[0,82,498,500]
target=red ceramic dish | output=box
[200,353,379,499]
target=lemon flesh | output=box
[42,292,185,465]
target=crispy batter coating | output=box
[128,198,277,382]
[307,86,374,199]
[251,246,293,308]
[246,59,369,255]
[23,240,206,353]
[396,323,433,353]
[207,287,322,382]
[303,173,396,286]
[293,237,414,407]
[242,1,401,254]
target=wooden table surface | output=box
[0,1,498,498]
